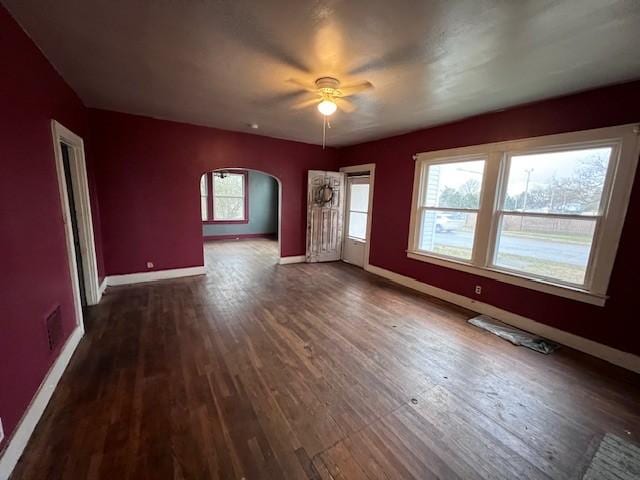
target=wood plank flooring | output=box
[9,238,640,479]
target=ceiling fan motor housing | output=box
[315,77,341,97]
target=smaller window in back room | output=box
[213,172,246,221]
[200,174,209,221]
[200,171,248,223]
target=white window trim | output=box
[407,124,640,306]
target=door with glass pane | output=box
[342,176,370,267]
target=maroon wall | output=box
[2,0,639,455]
[89,109,338,275]
[338,81,640,356]
[0,5,104,448]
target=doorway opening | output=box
[340,164,375,269]
[51,120,101,332]
[61,143,87,306]
[199,168,281,269]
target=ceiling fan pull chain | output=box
[322,115,327,149]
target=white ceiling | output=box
[5,0,640,146]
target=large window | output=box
[200,171,248,223]
[417,158,485,260]
[408,125,639,305]
[493,147,610,285]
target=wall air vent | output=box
[45,306,63,352]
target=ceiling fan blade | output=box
[348,44,429,76]
[339,81,373,97]
[286,78,317,92]
[335,97,356,113]
[254,90,308,107]
[291,97,320,110]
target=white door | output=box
[342,176,370,267]
[306,170,346,262]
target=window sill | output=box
[406,250,607,306]
[346,237,366,244]
[203,219,249,225]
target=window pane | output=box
[214,197,244,220]
[419,211,477,260]
[214,173,244,196]
[348,211,367,240]
[494,214,596,285]
[349,183,369,212]
[200,174,208,195]
[201,196,208,221]
[503,147,611,214]
[424,160,485,209]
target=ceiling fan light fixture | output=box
[317,99,337,116]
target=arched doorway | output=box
[199,168,282,268]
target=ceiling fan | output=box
[288,77,373,115]
[286,76,373,147]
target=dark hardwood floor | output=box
[10,239,640,479]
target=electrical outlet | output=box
[146,261,154,269]
[475,285,482,295]
[0,417,4,444]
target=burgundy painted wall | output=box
[2,0,639,457]
[89,109,338,275]
[0,5,104,448]
[338,81,640,356]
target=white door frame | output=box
[51,121,101,324]
[340,163,375,269]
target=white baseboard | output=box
[0,327,83,480]
[106,266,206,286]
[97,278,107,301]
[279,255,306,265]
[366,264,640,374]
